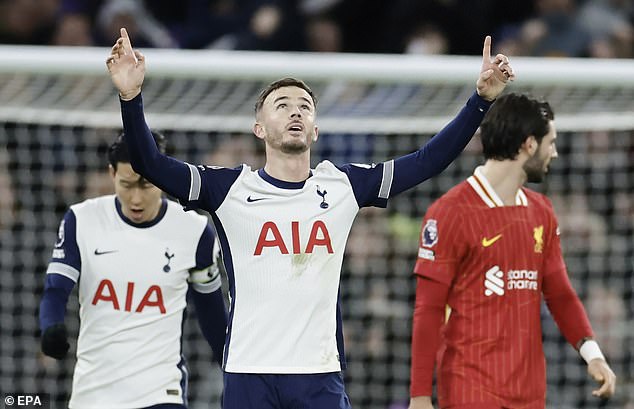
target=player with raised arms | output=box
[106,28,513,409]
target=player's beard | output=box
[523,152,548,183]
[280,140,309,154]
[279,132,312,154]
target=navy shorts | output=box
[223,372,352,409]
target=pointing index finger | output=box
[120,27,138,63]
[482,35,491,63]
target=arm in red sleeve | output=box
[542,267,593,349]
[410,275,451,397]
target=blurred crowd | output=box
[0,0,632,57]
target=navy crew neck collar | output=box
[257,168,312,190]
[115,197,168,228]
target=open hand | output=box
[588,358,616,399]
[476,36,515,101]
[106,28,145,100]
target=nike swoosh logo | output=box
[246,196,269,203]
[481,234,502,247]
[94,249,118,255]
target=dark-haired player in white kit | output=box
[39,132,227,409]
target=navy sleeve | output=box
[40,210,81,332]
[192,165,242,212]
[39,273,75,332]
[120,94,240,212]
[120,94,196,203]
[339,92,491,208]
[337,163,390,208]
[190,288,228,366]
[389,92,492,196]
[195,224,214,268]
[189,225,227,365]
[48,210,81,280]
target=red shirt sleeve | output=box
[541,202,593,348]
[413,201,465,285]
[411,201,462,396]
[410,276,450,397]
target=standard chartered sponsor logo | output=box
[507,269,538,290]
[484,265,505,296]
[484,266,539,296]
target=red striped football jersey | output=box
[413,167,573,408]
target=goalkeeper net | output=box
[0,46,633,409]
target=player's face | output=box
[254,86,318,154]
[524,121,558,183]
[110,162,163,223]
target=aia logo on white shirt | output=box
[92,280,166,314]
[254,220,333,255]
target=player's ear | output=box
[523,135,538,155]
[312,126,319,143]
[108,164,116,179]
[253,122,265,141]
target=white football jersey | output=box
[186,160,392,373]
[46,195,220,409]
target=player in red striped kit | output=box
[409,93,616,409]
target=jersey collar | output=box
[467,166,528,208]
[258,168,312,189]
[114,197,168,228]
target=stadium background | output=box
[1,0,633,408]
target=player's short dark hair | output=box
[254,77,318,114]
[108,131,167,170]
[480,93,554,161]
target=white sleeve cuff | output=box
[579,340,605,364]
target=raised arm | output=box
[107,28,192,202]
[390,36,514,197]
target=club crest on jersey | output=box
[533,225,544,253]
[316,185,328,209]
[163,248,174,272]
[422,219,438,248]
